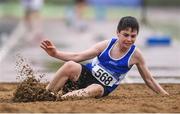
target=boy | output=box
[40,16,169,100]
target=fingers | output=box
[41,41,48,48]
[45,40,53,46]
[40,40,55,50]
[42,39,53,46]
[41,40,51,47]
[40,43,46,50]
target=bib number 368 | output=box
[92,65,117,87]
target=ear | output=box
[116,30,120,36]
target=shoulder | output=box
[132,47,145,65]
[98,38,117,48]
[86,39,109,55]
[93,38,117,53]
[93,39,111,51]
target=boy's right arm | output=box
[40,39,108,62]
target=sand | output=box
[0,83,180,113]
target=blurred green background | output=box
[0,0,180,73]
[0,0,180,40]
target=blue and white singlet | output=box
[85,38,136,93]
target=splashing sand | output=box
[12,54,56,102]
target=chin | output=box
[124,44,132,48]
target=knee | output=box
[93,84,104,95]
[64,61,76,69]
[86,84,104,97]
[62,61,78,74]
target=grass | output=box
[0,3,22,17]
[0,2,142,20]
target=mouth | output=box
[124,43,132,46]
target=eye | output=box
[131,35,136,38]
[123,33,129,37]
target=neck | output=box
[116,43,129,53]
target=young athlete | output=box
[40,16,169,100]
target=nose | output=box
[126,36,131,41]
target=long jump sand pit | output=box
[0,55,179,113]
[0,83,180,113]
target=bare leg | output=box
[60,84,104,100]
[46,61,82,93]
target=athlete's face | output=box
[117,27,137,49]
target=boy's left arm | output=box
[135,49,169,95]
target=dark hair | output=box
[117,16,139,34]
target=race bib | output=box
[92,64,117,87]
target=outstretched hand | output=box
[40,40,57,57]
